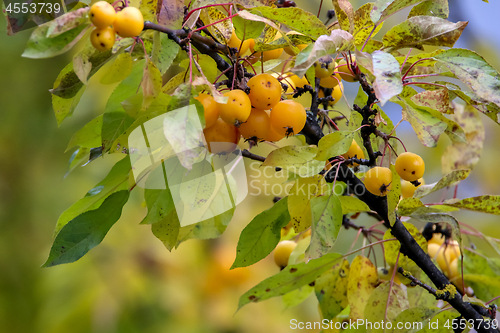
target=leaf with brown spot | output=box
[382,16,467,51]
[157,0,183,29]
[442,104,484,174]
[444,195,500,215]
[347,256,378,320]
[408,0,449,19]
[371,0,427,24]
[414,169,470,198]
[372,50,403,106]
[237,253,342,310]
[364,282,409,326]
[315,259,350,320]
[383,222,427,269]
[332,0,354,33]
[434,49,500,110]
[411,89,451,114]
[353,3,384,46]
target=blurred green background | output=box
[1,1,500,332]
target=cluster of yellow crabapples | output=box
[273,228,462,288]
[88,1,144,52]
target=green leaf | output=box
[371,0,426,24]
[51,63,86,126]
[152,32,180,75]
[176,208,234,245]
[448,85,500,124]
[371,51,403,106]
[463,249,500,304]
[414,169,470,198]
[391,306,440,333]
[232,197,290,269]
[382,16,466,51]
[142,60,162,110]
[249,7,327,39]
[66,115,103,152]
[105,59,146,113]
[65,147,91,177]
[237,253,342,310]
[46,7,90,37]
[315,259,350,320]
[43,190,129,267]
[433,49,500,109]
[288,175,327,232]
[308,195,342,259]
[364,282,409,325]
[383,222,427,269]
[418,309,460,333]
[151,210,180,251]
[292,30,354,78]
[100,53,133,85]
[54,157,132,236]
[263,146,324,177]
[388,164,401,226]
[444,195,500,215]
[408,0,449,19]
[339,196,370,215]
[282,285,314,309]
[22,17,89,59]
[398,197,425,216]
[101,112,135,152]
[232,14,266,40]
[315,131,354,161]
[332,0,354,33]
[353,3,384,46]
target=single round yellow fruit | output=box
[337,56,358,82]
[274,240,297,268]
[269,100,307,137]
[228,30,250,54]
[342,139,365,167]
[264,123,286,142]
[314,56,335,78]
[284,43,307,56]
[203,118,240,154]
[395,152,425,182]
[401,178,424,199]
[113,6,144,38]
[238,108,270,140]
[89,1,116,29]
[217,89,252,126]
[194,93,219,129]
[364,166,392,196]
[247,73,282,110]
[90,27,115,52]
[320,72,342,89]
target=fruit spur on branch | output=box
[19,0,500,331]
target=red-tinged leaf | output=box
[371,0,426,24]
[332,0,354,33]
[157,0,183,29]
[410,89,451,114]
[372,50,403,106]
[382,16,467,51]
[408,0,449,19]
[434,49,500,110]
